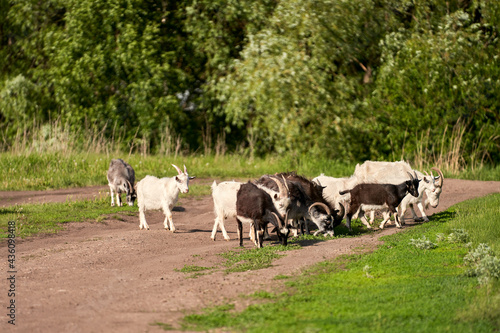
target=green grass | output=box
[219,244,301,273]
[0,152,498,191]
[0,195,137,239]
[177,194,500,332]
[0,152,354,191]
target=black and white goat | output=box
[137,164,195,231]
[339,172,420,231]
[210,176,290,242]
[107,158,136,207]
[353,161,444,224]
[236,181,290,248]
[273,172,344,236]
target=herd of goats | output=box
[106,158,444,248]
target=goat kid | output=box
[107,158,136,207]
[354,161,444,225]
[137,164,195,231]
[340,172,420,231]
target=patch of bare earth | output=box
[1,179,499,332]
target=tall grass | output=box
[0,120,498,191]
[412,119,499,178]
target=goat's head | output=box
[406,171,421,197]
[172,164,195,194]
[270,211,290,246]
[269,176,292,217]
[422,167,444,208]
[125,180,137,206]
[308,202,333,231]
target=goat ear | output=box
[175,176,180,182]
[274,193,278,200]
[189,176,196,180]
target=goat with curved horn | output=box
[431,167,444,188]
[308,202,331,216]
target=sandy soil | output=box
[1,178,499,333]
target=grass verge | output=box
[175,194,500,332]
[0,195,137,239]
[1,152,498,191]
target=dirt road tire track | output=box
[1,179,499,332]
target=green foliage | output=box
[464,243,500,285]
[371,9,500,166]
[1,0,499,166]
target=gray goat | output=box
[107,158,136,207]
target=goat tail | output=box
[339,189,350,195]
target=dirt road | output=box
[1,179,499,332]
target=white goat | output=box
[211,180,242,241]
[353,160,443,224]
[107,158,136,207]
[137,164,195,231]
[312,174,358,214]
[210,176,291,242]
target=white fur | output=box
[211,181,242,241]
[313,174,357,212]
[353,160,443,224]
[210,180,292,242]
[137,165,193,231]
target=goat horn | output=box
[431,167,444,187]
[281,175,290,194]
[270,176,287,199]
[271,212,282,229]
[126,180,133,193]
[172,164,182,175]
[183,164,187,174]
[407,171,414,180]
[308,202,331,216]
[337,203,345,220]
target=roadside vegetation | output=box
[1,150,499,192]
[176,194,500,332]
[0,195,137,239]
[2,1,499,167]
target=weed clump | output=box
[447,228,469,243]
[464,243,500,285]
[409,236,437,250]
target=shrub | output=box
[409,236,437,250]
[464,243,500,285]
